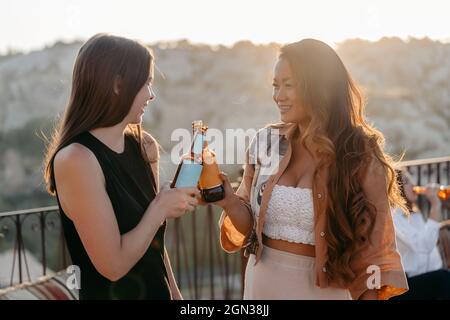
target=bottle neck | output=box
[190,129,205,163]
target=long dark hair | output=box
[278,39,407,284]
[43,33,153,195]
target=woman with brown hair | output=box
[43,34,199,299]
[213,39,409,300]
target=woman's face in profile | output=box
[126,65,156,125]
[272,58,309,124]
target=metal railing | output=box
[166,204,242,300]
[0,206,67,286]
[0,203,241,299]
[398,156,450,269]
[1,155,449,299]
[400,156,450,220]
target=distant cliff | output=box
[1,37,449,156]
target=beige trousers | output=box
[244,245,352,300]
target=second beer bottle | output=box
[199,138,225,202]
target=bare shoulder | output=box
[142,131,160,163]
[55,143,95,167]
[53,143,105,218]
[54,143,102,180]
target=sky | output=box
[1,0,450,54]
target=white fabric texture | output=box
[258,184,315,245]
[392,208,443,277]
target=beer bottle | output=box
[199,139,225,202]
[413,185,450,201]
[171,120,205,188]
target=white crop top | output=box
[259,184,315,245]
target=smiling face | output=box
[272,58,309,125]
[125,63,156,125]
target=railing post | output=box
[207,204,215,300]
[15,215,23,284]
[436,162,441,184]
[174,218,181,287]
[40,212,47,276]
[240,250,247,300]
[224,248,229,299]
[447,161,450,184]
[192,209,198,299]
[427,163,433,183]
[59,219,68,270]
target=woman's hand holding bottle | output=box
[151,186,200,219]
[197,172,240,210]
[424,183,441,206]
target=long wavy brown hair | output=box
[43,33,153,195]
[278,39,407,284]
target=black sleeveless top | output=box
[53,131,171,300]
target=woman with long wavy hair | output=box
[214,39,409,299]
[43,34,199,299]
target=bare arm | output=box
[425,183,443,223]
[214,164,255,252]
[359,289,378,300]
[359,290,378,300]
[54,143,199,281]
[208,172,253,237]
[441,220,450,228]
[214,136,257,246]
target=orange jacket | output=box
[219,123,408,300]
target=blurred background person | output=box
[392,169,450,300]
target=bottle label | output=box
[192,132,204,158]
[174,160,203,188]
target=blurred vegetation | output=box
[0,116,57,212]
